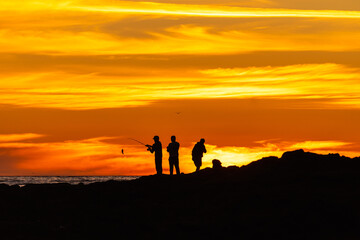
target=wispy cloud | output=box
[0,64,359,109]
[0,1,360,55]
[289,141,350,150]
[0,133,45,142]
[19,1,360,19]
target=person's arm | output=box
[150,144,155,153]
[203,145,207,153]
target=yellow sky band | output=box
[68,4,360,18]
[3,1,360,19]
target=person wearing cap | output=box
[166,135,180,175]
[192,138,207,172]
[147,135,163,175]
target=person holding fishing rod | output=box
[129,137,163,175]
[145,136,163,175]
[129,136,164,175]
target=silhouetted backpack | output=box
[192,143,200,157]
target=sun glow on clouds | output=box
[0,135,353,175]
[0,134,45,143]
[0,64,360,109]
[72,2,360,19]
[1,24,359,55]
[0,137,147,175]
[1,1,360,55]
[6,0,360,19]
[201,140,354,169]
[201,64,359,80]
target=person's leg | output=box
[193,157,200,172]
[195,157,202,172]
[195,161,199,172]
[169,158,173,175]
[156,159,162,175]
[155,160,158,174]
[175,157,180,175]
[159,159,162,175]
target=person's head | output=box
[153,135,160,142]
[171,135,176,142]
[200,138,205,144]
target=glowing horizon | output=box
[0,134,355,176]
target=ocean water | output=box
[0,176,139,186]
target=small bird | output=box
[121,149,124,155]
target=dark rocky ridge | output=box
[1,149,360,239]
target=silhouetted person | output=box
[167,136,180,175]
[147,136,163,175]
[212,159,222,170]
[192,138,207,172]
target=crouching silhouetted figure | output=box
[192,138,207,172]
[147,136,163,175]
[212,159,222,170]
[167,136,180,175]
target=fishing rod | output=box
[128,138,146,146]
[128,138,154,153]
[128,138,149,147]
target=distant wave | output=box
[0,176,139,186]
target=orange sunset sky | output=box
[1,0,360,175]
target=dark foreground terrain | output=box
[1,149,360,239]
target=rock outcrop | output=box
[0,149,359,239]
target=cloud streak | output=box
[9,1,360,19]
[71,4,360,19]
[1,1,360,55]
[0,64,359,109]
[0,133,45,142]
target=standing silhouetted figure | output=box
[192,138,207,172]
[147,136,163,175]
[167,136,180,175]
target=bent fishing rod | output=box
[128,138,152,151]
[128,138,147,146]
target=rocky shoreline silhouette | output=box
[1,149,360,239]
